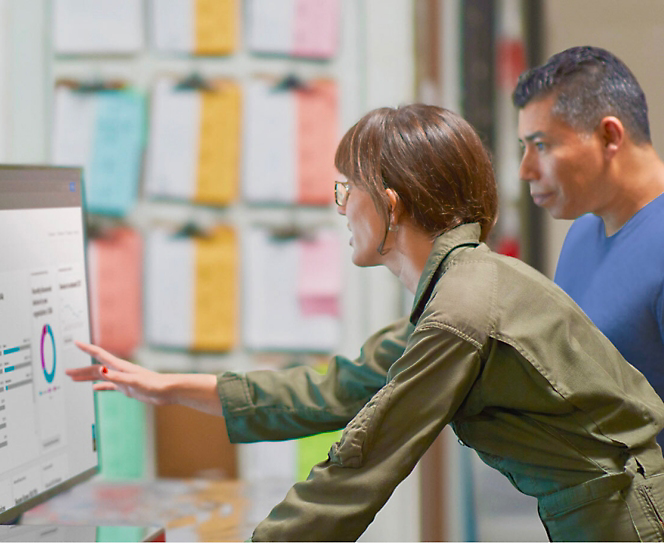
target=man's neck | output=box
[599,145,664,236]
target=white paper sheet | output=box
[150,0,194,53]
[242,79,297,204]
[53,0,143,54]
[144,78,201,201]
[51,86,96,172]
[245,0,295,55]
[144,229,195,349]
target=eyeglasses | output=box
[334,181,351,206]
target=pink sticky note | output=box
[298,230,341,317]
[296,80,339,205]
[89,228,143,357]
[293,0,340,59]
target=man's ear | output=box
[598,116,625,158]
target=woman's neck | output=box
[384,224,435,294]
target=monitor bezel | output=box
[0,164,100,524]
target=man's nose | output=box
[519,148,538,183]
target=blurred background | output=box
[1,0,664,540]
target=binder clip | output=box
[271,74,309,93]
[173,221,210,238]
[86,216,128,239]
[268,223,313,241]
[175,73,213,92]
[59,79,126,93]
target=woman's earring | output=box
[388,224,399,232]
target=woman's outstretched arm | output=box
[66,341,223,416]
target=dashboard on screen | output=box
[0,166,97,522]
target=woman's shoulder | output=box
[418,253,498,347]
[420,246,573,346]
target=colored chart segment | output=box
[40,324,56,384]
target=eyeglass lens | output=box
[335,182,348,206]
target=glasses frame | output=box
[334,180,350,206]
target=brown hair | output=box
[335,104,498,249]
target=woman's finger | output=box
[65,365,106,381]
[75,341,138,373]
[97,366,135,387]
[93,382,118,392]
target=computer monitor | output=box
[0,165,97,523]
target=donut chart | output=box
[40,323,56,383]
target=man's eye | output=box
[535,142,546,150]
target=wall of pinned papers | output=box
[50,0,348,494]
[85,223,343,356]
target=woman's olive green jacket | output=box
[218,223,664,541]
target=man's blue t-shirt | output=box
[555,192,664,444]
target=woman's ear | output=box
[386,188,402,226]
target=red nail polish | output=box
[101,367,108,374]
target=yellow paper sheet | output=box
[193,226,237,350]
[196,81,241,205]
[195,0,236,54]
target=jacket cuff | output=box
[217,372,254,416]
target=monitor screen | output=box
[0,165,97,522]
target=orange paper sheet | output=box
[296,80,339,205]
[89,228,143,357]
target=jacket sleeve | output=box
[217,317,412,443]
[250,324,483,542]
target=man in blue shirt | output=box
[513,46,664,446]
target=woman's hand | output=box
[66,341,176,405]
[66,341,224,416]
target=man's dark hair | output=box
[512,46,651,144]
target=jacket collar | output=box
[409,223,482,325]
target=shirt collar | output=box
[410,223,482,325]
